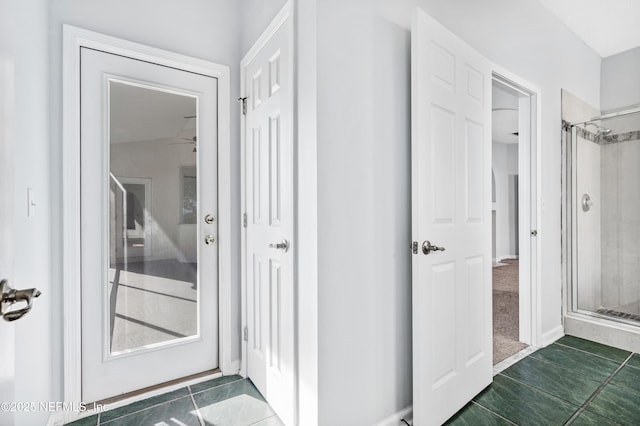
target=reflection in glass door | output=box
[109,81,200,353]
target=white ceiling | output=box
[110,81,196,144]
[536,0,640,57]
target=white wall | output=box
[493,141,519,261]
[0,1,52,425]
[306,0,601,423]
[239,0,288,55]
[601,47,640,112]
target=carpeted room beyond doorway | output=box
[493,259,528,364]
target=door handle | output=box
[422,240,445,255]
[204,235,215,245]
[0,279,41,322]
[269,239,290,253]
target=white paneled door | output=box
[0,58,15,426]
[81,48,219,402]
[411,8,492,425]
[243,6,294,426]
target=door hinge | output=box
[243,326,248,342]
[411,241,418,254]
[238,97,247,116]
[243,212,247,228]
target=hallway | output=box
[493,259,528,364]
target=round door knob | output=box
[204,235,215,245]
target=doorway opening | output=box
[491,75,538,366]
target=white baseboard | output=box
[497,254,519,261]
[48,369,227,425]
[229,359,241,375]
[540,325,564,347]
[376,406,413,426]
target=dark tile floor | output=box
[68,336,640,426]
[447,335,639,425]
[66,375,283,426]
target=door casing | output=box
[62,25,232,418]
[491,70,543,349]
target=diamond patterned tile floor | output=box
[446,335,638,425]
[65,376,283,426]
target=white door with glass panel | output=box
[411,8,492,425]
[81,47,218,402]
[243,7,295,425]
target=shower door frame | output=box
[563,108,640,352]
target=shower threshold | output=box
[596,309,640,324]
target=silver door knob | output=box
[269,239,290,252]
[422,240,445,255]
[204,214,215,224]
[204,235,215,245]
[0,279,41,322]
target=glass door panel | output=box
[108,81,198,355]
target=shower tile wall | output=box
[562,89,602,313]
[601,125,640,314]
[577,134,601,312]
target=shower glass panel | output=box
[570,110,640,325]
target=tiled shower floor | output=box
[66,376,283,426]
[69,336,640,426]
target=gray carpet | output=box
[493,259,528,364]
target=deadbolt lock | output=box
[204,214,215,224]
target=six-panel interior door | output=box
[411,8,493,425]
[80,47,219,402]
[244,11,295,426]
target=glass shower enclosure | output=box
[566,108,640,326]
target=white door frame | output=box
[239,0,295,410]
[62,25,232,407]
[116,176,153,259]
[491,67,543,348]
